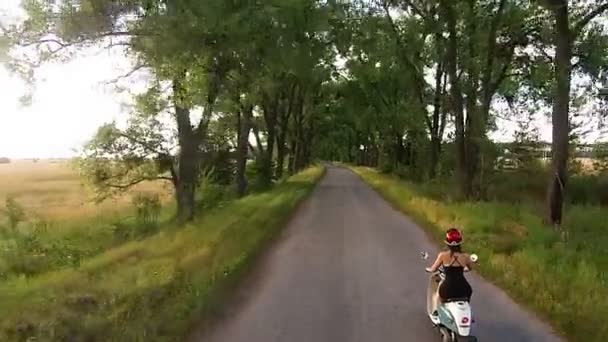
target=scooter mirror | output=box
[420,251,429,260]
[470,254,478,262]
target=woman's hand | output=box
[425,267,434,273]
[464,267,471,272]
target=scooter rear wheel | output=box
[438,327,452,342]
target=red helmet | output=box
[445,228,463,246]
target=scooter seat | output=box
[445,297,469,303]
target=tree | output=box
[542,0,608,225]
[3,0,267,221]
[436,0,538,198]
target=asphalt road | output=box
[193,166,562,342]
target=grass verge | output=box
[0,165,324,342]
[351,166,607,342]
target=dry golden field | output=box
[0,159,172,222]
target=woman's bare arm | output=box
[428,252,444,272]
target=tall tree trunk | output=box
[236,105,253,197]
[465,102,480,198]
[276,93,289,178]
[429,136,441,179]
[395,133,405,167]
[251,123,264,156]
[546,1,572,225]
[288,137,296,174]
[429,62,444,179]
[262,97,278,180]
[267,130,276,166]
[173,78,198,222]
[276,135,286,178]
[276,82,296,178]
[464,0,482,198]
[441,0,468,197]
[291,86,306,172]
[302,109,315,168]
[295,98,307,171]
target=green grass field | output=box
[0,165,324,341]
[351,166,607,342]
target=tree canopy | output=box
[4,0,608,224]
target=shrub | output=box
[250,154,275,191]
[197,167,231,210]
[3,230,49,277]
[112,220,134,241]
[200,149,235,186]
[5,197,25,230]
[567,175,608,206]
[132,193,162,235]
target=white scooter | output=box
[421,251,478,342]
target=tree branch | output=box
[116,132,168,155]
[105,63,149,85]
[107,176,172,189]
[402,0,428,19]
[248,142,258,154]
[195,73,221,140]
[573,2,608,38]
[481,0,508,92]
[19,31,137,48]
[535,45,554,63]
[481,45,516,117]
[252,121,265,154]
[20,38,69,48]
[16,31,144,61]
[380,1,426,108]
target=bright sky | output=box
[0,0,137,159]
[0,1,601,159]
[0,56,132,159]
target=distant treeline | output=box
[497,142,608,159]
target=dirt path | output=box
[191,166,562,342]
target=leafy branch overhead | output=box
[4,0,608,225]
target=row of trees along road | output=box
[3,0,608,225]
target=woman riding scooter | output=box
[426,228,474,313]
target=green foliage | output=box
[5,0,608,337]
[250,153,276,191]
[0,208,177,281]
[4,197,25,230]
[196,167,232,210]
[78,116,173,201]
[353,166,608,341]
[567,175,608,206]
[4,0,333,215]
[132,192,162,234]
[0,166,323,342]
[0,222,85,278]
[200,149,236,186]
[511,111,543,169]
